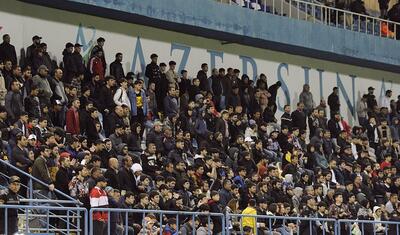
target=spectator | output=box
[66,98,80,135]
[89,50,105,81]
[62,42,75,83]
[90,176,109,235]
[31,145,55,195]
[90,37,106,75]
[5,79,24,122]
[32,65,53,105]
[165,60,179,86]
[113,78,130,108]
[128,79,148,124]
[0,176,21,235]
[25,35,41,67]
[110,53,125,81]
[299,84,314,116]
[164,86,179,118]
[327,87,340,118]
[145,54,161,87]
[0,34,17,66]
[197,63,210,92]
[291,102,306,131]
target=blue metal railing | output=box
[0,204,88,235]
[89,208,226,235]
[227,213,338,235]
[0,158,81,205]
[1,204,400,234]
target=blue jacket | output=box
[128,87,148,116]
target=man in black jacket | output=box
[327,87,340,118]
[55,156,72,200]
[118,156,135,193]
[104,158,119,189]
[145,54,161,86]
[72,43,85,79]
[281,104,293,129]
[110,53,125,81]
[197,63,210,92]
[291,102,307,131]
[0,176,21,235]
[208,191,223,234]
[26,35,41,68]
[0,34,17,66]
[211,68,223,111]
[62,42,75,84]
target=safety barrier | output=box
[1,204,400,234]
[89,208,226,235]
[217,0,400,39]
[337,219,400,235]
[0,204,88,235]
[227,213,338,235]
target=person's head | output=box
[211,191,220,202]
[303,84,310,92]
[124,191,135,205]
[334,192,343,204]
[109,157,119,170]
[97,37,105,47]
[105,76,116,87]
[10,80,20,92]
[123,156,133,168]
[59,155,71,168]
[32,35,41,45]
[96,176,107,189]
[201,63,208,72]
[71,98,80,109]
[368,86,375,94]
[16,134,28,148]
[297,102,304,110]
[169,60,176,70]
[150,53,158,63]
[2,34,10,44]
[248,199,256,208]
[333,87,339,95]
[115,52,123,62]
[8,176,21,193]
[284,104,291,113]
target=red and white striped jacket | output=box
[89,186,109,221]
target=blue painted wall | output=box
[24,0,400,71]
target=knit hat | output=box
[131,163,143,173]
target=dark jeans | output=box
[131,108,145,125]
[93,220,106,235]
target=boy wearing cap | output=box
[0,176,21,235]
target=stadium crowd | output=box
[0,33,400,235]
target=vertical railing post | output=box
[67,209,70,235]
[5,208,8,235]
[125,212,128,235]
[89,209,93,235]
[46,208,49,233]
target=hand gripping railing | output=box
[89,208,226,235]
[217,0,400,39]
[226,213,338,235]
[0,204,88,235]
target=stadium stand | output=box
[1,0,400,234]
[216,0,400,39]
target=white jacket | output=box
[113,87,131,109]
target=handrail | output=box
[218,0,400,39]
[20,198,82,205]
[0,204,88,235]
[89,208,226,235]
[0,158,81,205]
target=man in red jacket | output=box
[66,98,80,135]
[90,176,109,235]
[89,50,105,80]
